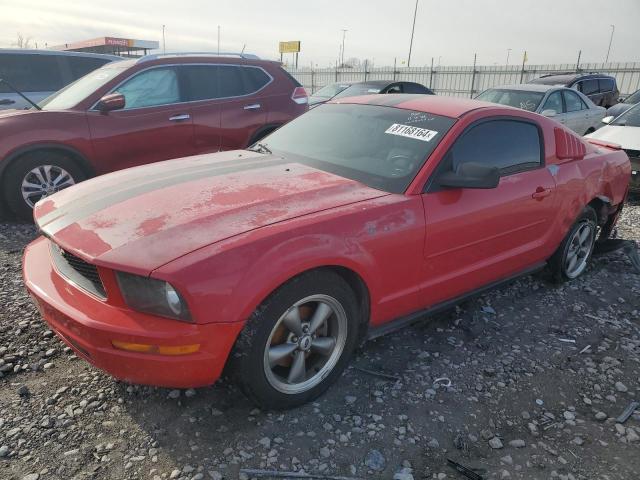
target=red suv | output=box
[0,53,308,219]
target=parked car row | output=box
[309,80,434,107]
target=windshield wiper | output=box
[0,78,41,110]
[249,142,273,155]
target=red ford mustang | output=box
[23,95,630,409]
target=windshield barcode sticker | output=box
[385,123,438,142]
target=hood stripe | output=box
[39,155,291,235]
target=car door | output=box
[86,65,195,173]
[577,79,602,106]
[563,90,591,134]
[218,65,269,150]
[420,118,557,306]
[540,90,566,125]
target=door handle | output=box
[532,187,551,200]
[0,98,16,105]
[243,103,261,110]
[169,114,190,121]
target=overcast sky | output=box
[1,0,639,67]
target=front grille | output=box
[50,242,106,299]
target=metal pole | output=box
[576,50,582,72]
[605,24,615,63]
[506,48,511,66]
[519,51,527,83]
[429,56,434,88]
[407,0,419,67]
[217,25,220,55]
[393,58,397,81]
[364,59,368,82]
[470,53,477,98]
[162,25,166,53]
[341,29,347,66]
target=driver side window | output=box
[542,91,563,113]
[116,67,180,109]
[447,120,542,176]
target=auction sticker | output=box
[385,123,438,142]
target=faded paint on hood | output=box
[35,151,388,274]
[586,125,640,150]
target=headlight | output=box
[116,272,192,322]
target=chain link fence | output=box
[286,62,640,98]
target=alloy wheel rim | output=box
[21,165,76,208]
[263,294,348,394]
[565,222,595,278]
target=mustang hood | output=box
[35,151,387,273]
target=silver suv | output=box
[0,49,121,110]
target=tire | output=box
[549,206,598,282]
[228,270,360,410]
[3,151,86,221]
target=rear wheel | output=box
[229,270,360,409]
[3,151,86,220]
[549,206,597,281]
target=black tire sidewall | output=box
[551,207,597,281]
[230,270,360,410]
[3,151,86,220]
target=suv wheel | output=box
[3,151,86,220]
[229,270,360,409]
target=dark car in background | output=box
[529,72,619,108]
[0,49,121,110]
[0,52,308,219]
[309,80,433,106]
[606,88,640,119]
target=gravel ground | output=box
[0,200,639,480]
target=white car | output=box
[0,49,121,110]
[585,103,640,193]
[476,84,605,135]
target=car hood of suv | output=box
[35,151,388,274]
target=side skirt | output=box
[366,262,547,341]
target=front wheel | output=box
[3,151,86,220]
[228,270,360,409]
[549,206,597,281]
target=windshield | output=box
[311,83,351,99]
[612,103,640,126]
[334,83,384,99]
[261,103,456,193]
[623,90,640,104]
[39,62,130,110]
[476,89,545,112]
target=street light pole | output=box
[340,29,347,67]
[407,0,419,67]
[506,48,512,66]
[605,24,615,63]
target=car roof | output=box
[529,72,614,85]
[0,48,122,61]
[330,94,504,118]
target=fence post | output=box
[335,61,338,82]
[519,51,527,83]
[393,58,397,81]
[311,66,315,94]
[469,53,477,98]
[364,59,368,82]
[575,50,582,73]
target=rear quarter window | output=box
[598,78,615,92]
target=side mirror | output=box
[438,162,500,190]
[602,115,614,125]
[96,93,125,113]
[541,109,557,117]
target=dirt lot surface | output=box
[1,201,639,480]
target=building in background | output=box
[51,37,159,57]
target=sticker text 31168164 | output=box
[385,123,438,142]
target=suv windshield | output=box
[39,61,130,110]
[612,103,640,127]
[311,83,351,99]
[261,103,456,193]
[476,89,545,112]
[334,83,385,99]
